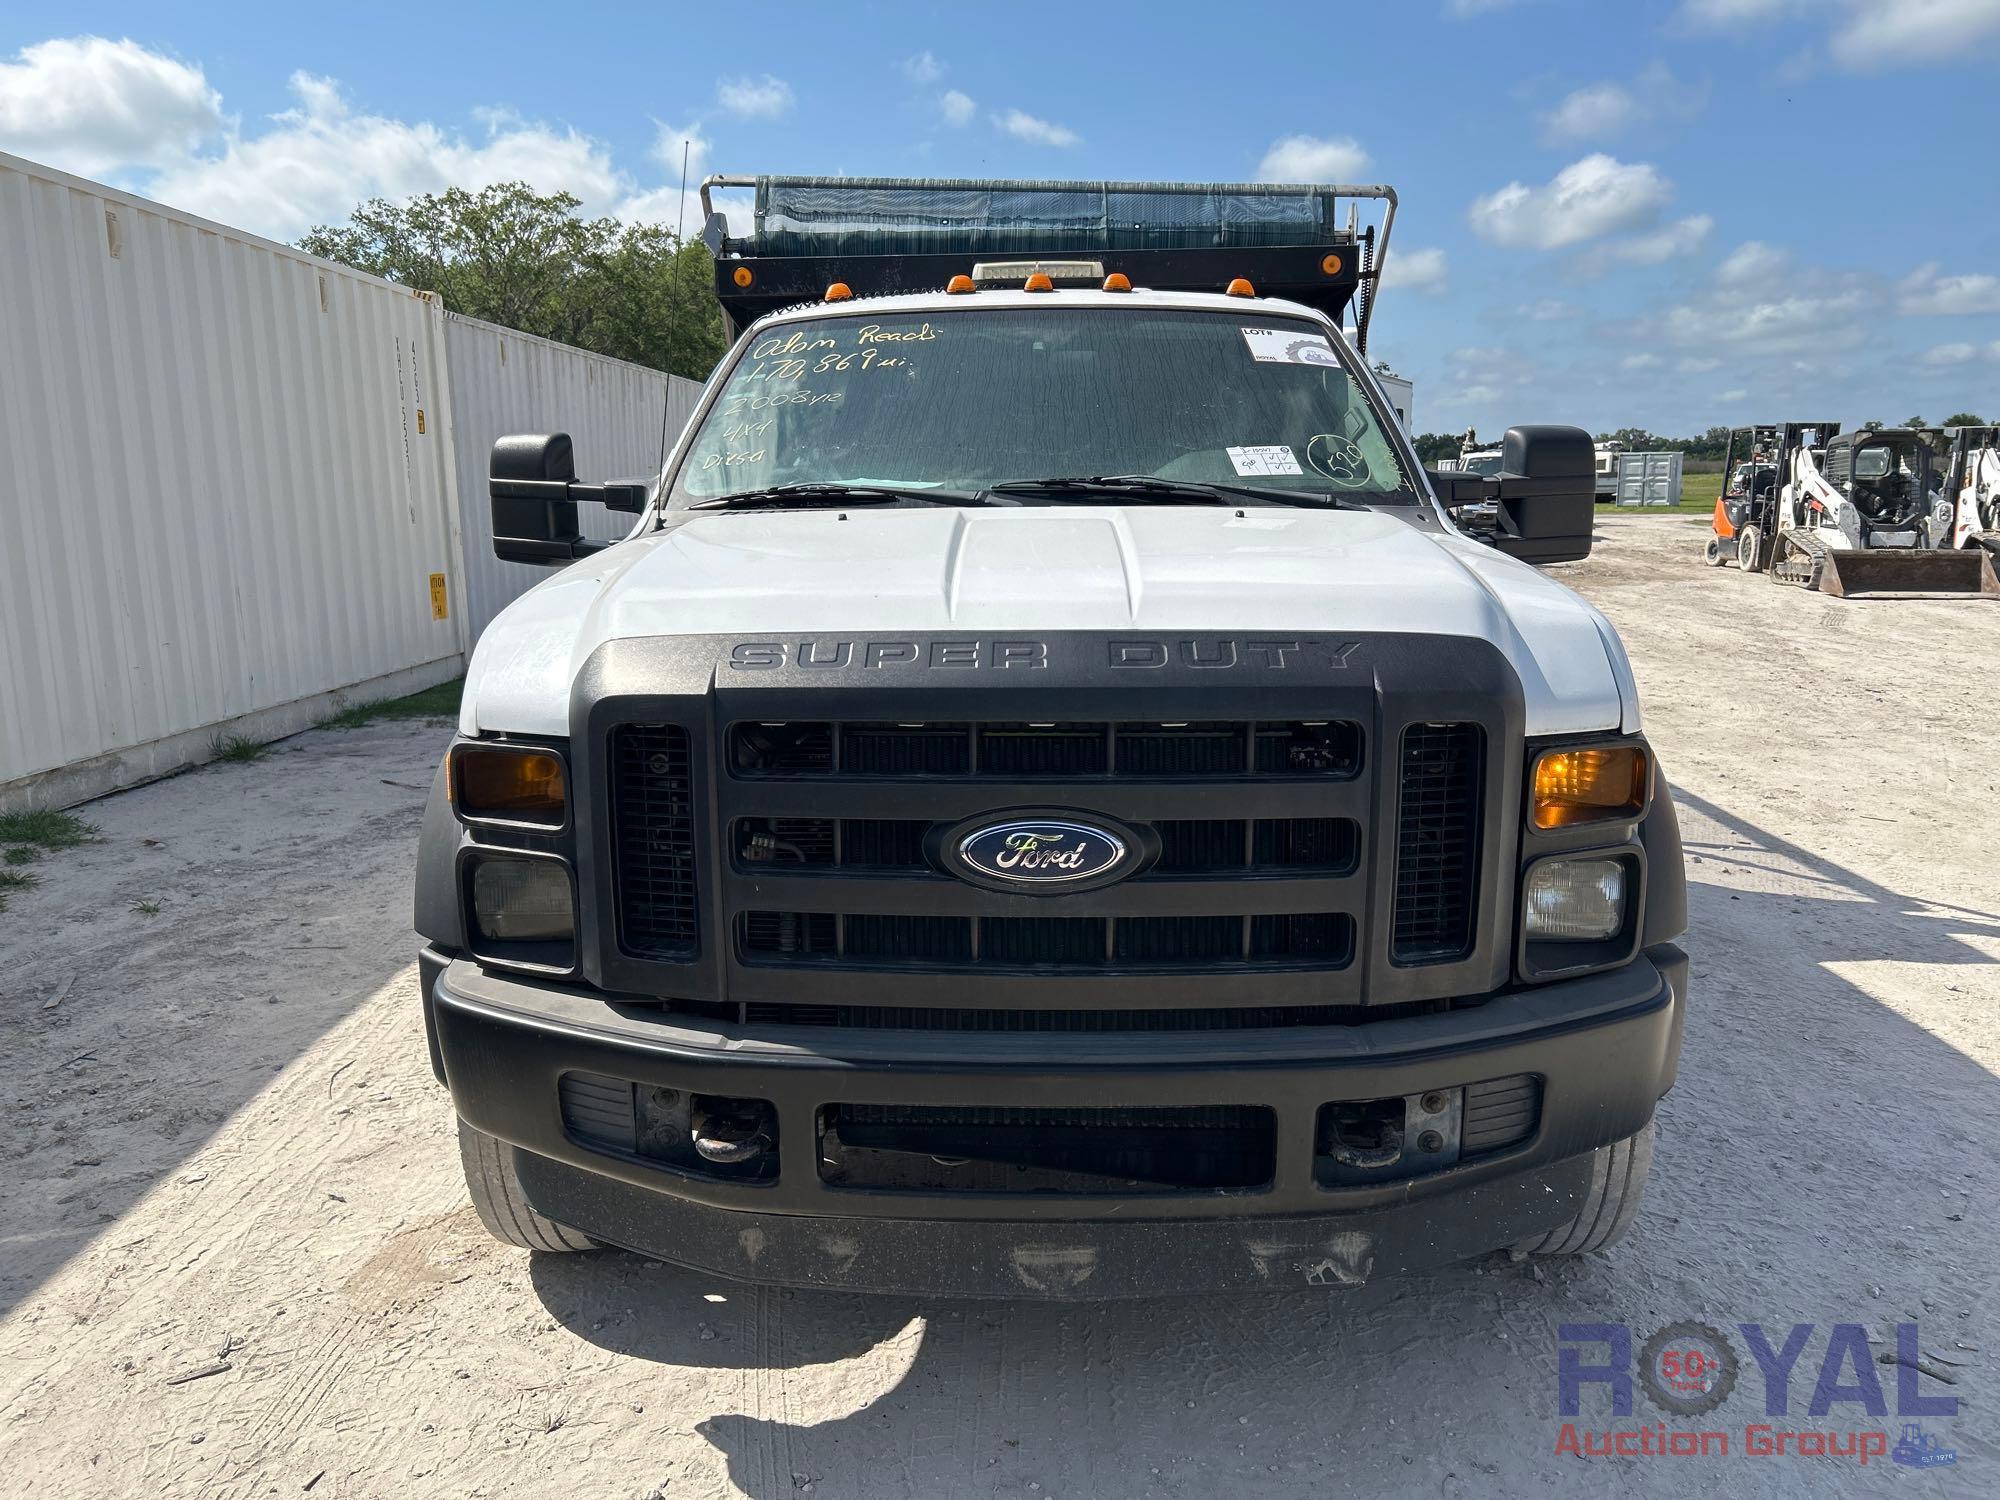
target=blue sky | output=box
[4,0,1997,435]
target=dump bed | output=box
[700,174,1396,349]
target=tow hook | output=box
[692,1106,774,1165]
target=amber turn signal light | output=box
[451,746,567,827]
[731,266,754,288]
[1530,746,1649,830]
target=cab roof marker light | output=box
[1023,272,1055,293]
[1226,277,1256,298]
[825,281,854,302]
[946,274,976,294]
[1102,272,1132,292]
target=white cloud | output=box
[1469,154,1673,250]
[1920,342,1980,366]
[902,51,945,85]
[1715,388,1750,401]
[1717,240,1790,285]
[0,35,224,176]
[1380,246,1448,295]
[994,109,1079,147]
[1542,82,1640,141]
[1678,0,2000,70]
[1541,63,1703,143]
[1677,356,1723,373]
[1830,0,2000,67]
[1521,298,1578,321]
[143,72,640,240]
[1621,352,1665,370]
[1896,262,2000,315]
[1581,213,1714,270]
[939,89,976,127]
[1446,0,1535,14]
[715,74,793,119]
[1256,134,1369,183]
[1664,286,1867,349]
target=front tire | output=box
[457,1121,596,1252]
[1517,1122,1654,1257]
[1737,524,1764,573]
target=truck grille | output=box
[730,719,1362,779]
[1391,722,1484,964]
[611,724,700,959]
[740,911,1355,970]
[605,704,1493,1000]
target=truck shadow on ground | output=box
[529,789,2000,1498]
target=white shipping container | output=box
[0,152,702,813]
[0,151,466,812]
[442,313,703,642]
[1614,451,1684,507]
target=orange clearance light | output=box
[731,265,754,288]
[1102,272,1132,292]
[450,745,567,827]
[1023,272,1055,292]
[1321,253,1344,276]
[1530,746,1650,830]
[1225,277,1255,298]
[825,281,854,302]
[946,274,976,294]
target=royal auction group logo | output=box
[1556,1321,1961,1467]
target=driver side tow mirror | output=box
[1430,425,1595,565]
[489,432,650,567]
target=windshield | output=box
[668,307,1418,506]
[1853,447,1894,480]
[1461,453,1503,477]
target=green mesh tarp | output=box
[747,177,1353,257]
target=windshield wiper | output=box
[989,475,1255,505]
[690,483,993,511]
[989,475,1373,510]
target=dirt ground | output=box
[2,515,1995,1497]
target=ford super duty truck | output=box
[413,176,1687,1296]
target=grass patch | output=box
[1598,472,1722,516]
[212,733,268,763]
[5,846,42,866]
[131,897,162,916]
[0,866,39,914]
[320,677,463,731]
[0,809,101,850]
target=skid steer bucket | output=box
[1817,547,2000,598]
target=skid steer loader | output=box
[1709,422,1999,596]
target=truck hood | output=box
[461,506,1639,738]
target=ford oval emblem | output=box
[951,817,1132,892]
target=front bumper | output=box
[426,942,1686,1297]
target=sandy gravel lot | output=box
[2,515,1994,1497]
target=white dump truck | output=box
[413,176,1688,1296]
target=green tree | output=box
[299,183,725,381]
[1942,412,1985,427]
[1413,432,1464,464]
[1861,420,1885,432]
[1902,415,1926,430]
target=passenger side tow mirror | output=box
[1436,425,1595,565]
[488,433,650,567]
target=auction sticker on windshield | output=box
[1227,445,1303,476]
[1240,326,1341,367]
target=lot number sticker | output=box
[1227,445,1304,477]
[1240,327,1341,368]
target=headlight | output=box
[450,744,566,828]
[1530,745,1647,830]
[1523,857,1626,940]
[468,854,574,943]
